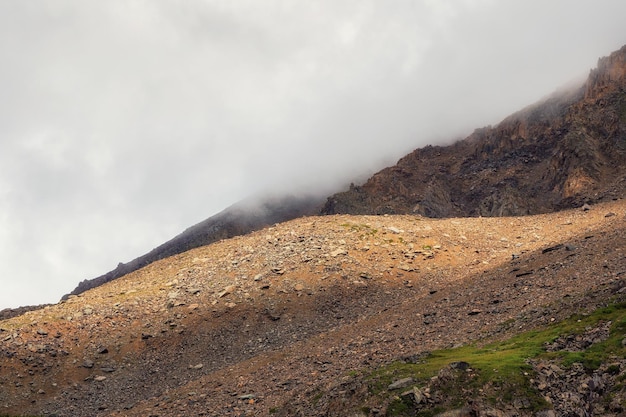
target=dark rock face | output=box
[0,304,52,321]
[323,45,626,218]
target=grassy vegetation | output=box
[340,222,378,237]
[311,390,324,406]
[365,301,626,415]
[543,303,626,369]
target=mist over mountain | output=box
[61,192,325,300]
[32,43,626,307]
[3,2,626,310]
[2,44,626,417]
[323,45,626,217]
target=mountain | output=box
[61,192,325,300]
[323,45,626,217]
[57,45,626,302]
[2,45,626,416]
[0,199,624,416]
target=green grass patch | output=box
[311,390,324,407]
[367,301,626,415]
[340,222,379,240]
[387,397,412,415]
[540,303,626,369]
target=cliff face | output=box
[322,45,626,217]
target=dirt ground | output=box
[1,199,624,416]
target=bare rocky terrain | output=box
[1,199,624,416]
[24,45,624,312]
[60,193,324,302]
[2,45,626,417]
[323,45,626,217]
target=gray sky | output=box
[1,1,625,309]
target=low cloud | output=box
[1,1,625,308]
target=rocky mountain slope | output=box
[0,199,624,416]
[33,44,626,310]
[2,45,626,417]
[61,193,324,300]
[323,45,626,217]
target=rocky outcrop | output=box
[585,44,626,100]
[0,304,52,321]
[323,45,626,218]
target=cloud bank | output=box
[1,1,625,308]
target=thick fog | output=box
[1,1,625,309]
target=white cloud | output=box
[1,1,625,308]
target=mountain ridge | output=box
[2,44,626,416]
[1,198,624,416]
[52,43,626,306]
[322,45,626,217]
[59,193,325,300]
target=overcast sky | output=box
[1,1,625,309]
